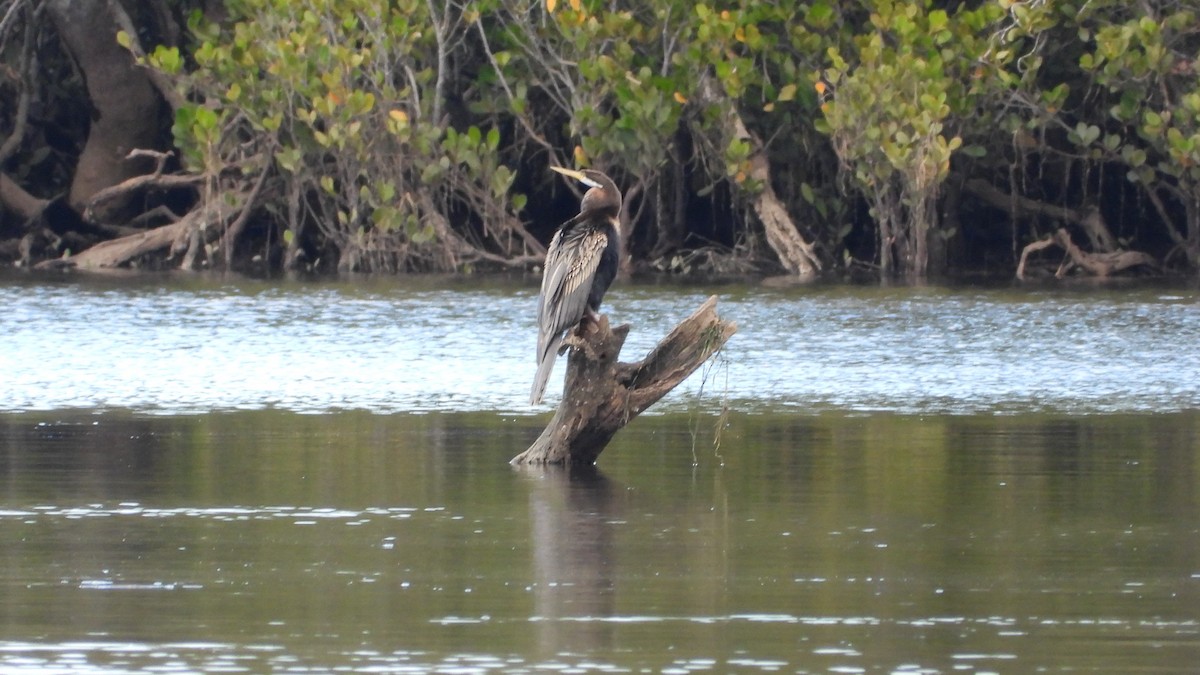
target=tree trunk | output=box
[874,190,896,275]
[46,0,162,221]
[513,296,736,465]
[697,76,820,279]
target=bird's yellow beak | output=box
[550,166,602,189]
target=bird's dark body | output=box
[530,168,623,405]
[587,224,621,311]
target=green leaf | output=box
[805,0,834,28]
[778,83,798,102]
[1074,122,1100,146]
[421,162,443,184]
[928,9,948,31]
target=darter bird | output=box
[530,166,623,405]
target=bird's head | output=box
[550,166,622,217]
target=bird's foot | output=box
[577,308,607,335]
[560,328,600,360]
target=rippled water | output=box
[2,410,1198,673]
[1,273,1199,673]
[1,272,1198,414]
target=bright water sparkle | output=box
[1,274,1197,415]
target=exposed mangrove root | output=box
[1016,228,1158,280]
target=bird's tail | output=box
[529,333,563,405]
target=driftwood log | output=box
[512,295,736,466]
[1016,227,1158,280]
[964,178,1159,278]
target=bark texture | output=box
[46,0,162,219]
[512,296,736,465]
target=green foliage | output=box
[140,0,527,271]
[91,0,1200,274]
[1083,7,1200,187]
[817,0,1001,275]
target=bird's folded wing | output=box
[536,226,608,362]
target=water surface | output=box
[1,273,1198,673]
[2,273,1197,414]
[0,410,1197,673]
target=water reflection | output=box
[0,409,1197,671]
[521,465,618,655]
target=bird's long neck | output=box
[563,207,618,232]
[580,186,621,220]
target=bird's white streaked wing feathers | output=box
[530,225,609,404]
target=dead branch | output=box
[965,178,1117,252]
[83,153,200,222]
[222,158,272,267]
[0,172,45,219]
[35,211,198,270]
[513,296,737,466]
[698,76,821,278]
[1016,228,1158,280]
[1016,235,1058,280]
[129,204,182,227]
[36,188,250,271]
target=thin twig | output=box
[84,170,204,222]
[0,5,34,166]
[0,0,29,40]
[223,154,273,267]
[474,17,558,156]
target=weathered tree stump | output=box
[512,295,737,465]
